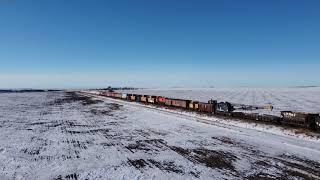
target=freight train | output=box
[98,91,320,132]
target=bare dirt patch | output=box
[89,104,122,116]
[49,92,103,106]
[127,158,198,177]
[65,128,110,135]
[54,173,79,180]
[21,147,41,155]
[277,154,320,179]
[127,159,149,169]
[211,136,237,145]
[89,102,123,118]
[125,139,167,154]
[62,139,93,150]
[245,153,320,179]
[148,159,184,174]
[169,146,238,173]
[209,136,320,179]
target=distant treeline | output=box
[291,86,319,88]
[0,89,61,93]
[97,87,139,91]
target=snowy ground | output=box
[0,91,320,180]
[119,87,320,115]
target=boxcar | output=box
[121,93,127,99]
[113,92,119,98]
[198,102,214,113]
[105,92,110,96]
[171,99,188,108]
[281,111,319,129]
[165,98,172,106]
[108,92,116,97]
[115,93,122,99]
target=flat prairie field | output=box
[0,91,319,179]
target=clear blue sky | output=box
[0,0,319,88]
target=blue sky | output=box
[0,0,319,88]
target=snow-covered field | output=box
[0,91,320,179]
[120,87,320,115]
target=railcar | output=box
[147,96,156,103]
[258,114,281,124]
[126,94,132,101]
[198,102,214,113]
[188,101,199,110]
[121,93,127,99]
[135,94,141,102]
[216,111,232,117]
[281,111,319,129]
[101,91,107,96]
[165,98,172,106]
[130,94,136,101]
[216,102,233,112]
[108,92,113,97]
[114,92,122,99]
[243,113,259,121]
[231,112,245,118]
[315,117,320,131]
[157,96,166,104]
[141,95,147,102]
[171,99,189,109]
[113,92,119,98]
[106,92,114,97]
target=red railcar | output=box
[171,99,188,108]
[114,93,122,98]
[165,99,172,106]
[198,102,214,113]
[157,96,166,103]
